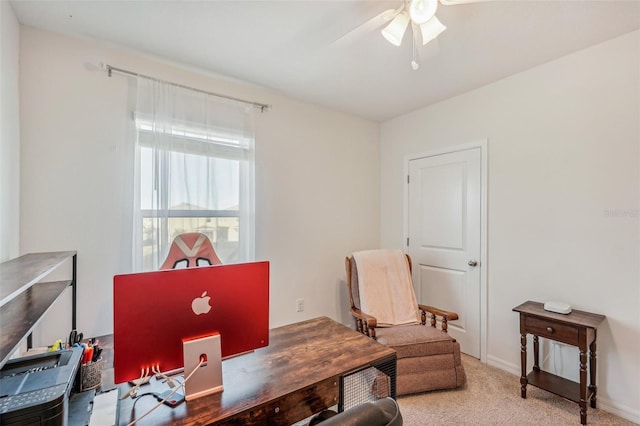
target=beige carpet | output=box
[397,355,637,426]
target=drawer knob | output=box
[546,327,554,333]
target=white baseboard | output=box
[484,355,640,424]
[596,397,640,425]
[486,355,520,376]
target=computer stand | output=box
[182,333,223,401]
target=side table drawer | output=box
[525,316,579,345]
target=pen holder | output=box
[80,358,104,391]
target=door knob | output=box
[468,260,478,267]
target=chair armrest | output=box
[419,304,459,321]
[418,304,459,333]
[350,307,378,339]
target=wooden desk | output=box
[116,317,396,425]
[513,301,605,425]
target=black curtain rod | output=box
[104,64,270,112]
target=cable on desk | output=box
[120,367,151,400]
[126,356,204,426]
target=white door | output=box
[407,147,482,358]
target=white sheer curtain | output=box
[132,76,255,271]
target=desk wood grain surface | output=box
[117,316,396,426]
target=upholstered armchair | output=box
[345,249,466,395]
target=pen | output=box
[92,347,103,363]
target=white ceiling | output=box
[9,0,640,122]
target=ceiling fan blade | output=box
[330,8,399,47]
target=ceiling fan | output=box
[334,0,490,70]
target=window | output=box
[133,77,255,271]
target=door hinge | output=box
[407,175,410,184]
[406,237,410,246]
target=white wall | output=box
[18,27,380,341]
[380,31,640,421]
[17,18,639,423]
[0,1,20,262]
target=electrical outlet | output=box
[296,298,304,312]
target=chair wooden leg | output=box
[355,318,362,334]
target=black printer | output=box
[0,346,83,425]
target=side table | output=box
[513,301,605,425]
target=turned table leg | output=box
[520,333,527,398]
[589,337,598,409]
[579,348,587,425]
[533,335,540,372]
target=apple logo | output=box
[191,291,212,315]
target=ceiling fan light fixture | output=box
[381,11,410,46]
[419,16,446,45]
[409,0,438,24]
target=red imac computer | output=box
[113,261,269,400]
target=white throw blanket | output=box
[353,249,420,327]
